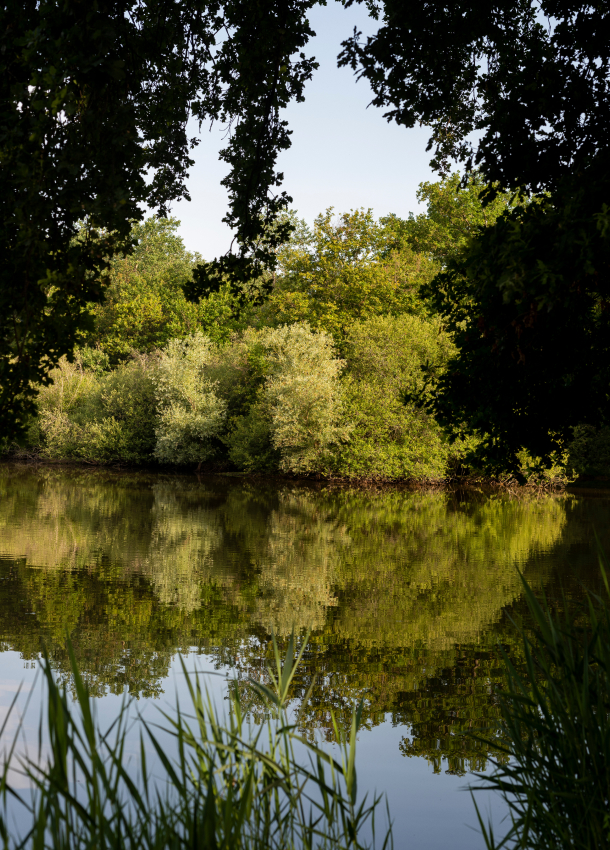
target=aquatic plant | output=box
[473,559,610,850]
[0,635,391,850]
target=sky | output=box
[172,1,436,259]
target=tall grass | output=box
[473,557,610,850]
[0,635,391,850]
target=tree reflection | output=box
[0,465,607,769]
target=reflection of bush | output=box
[0,468,577,650]
[0,466,606,766]
[250,492,343,634]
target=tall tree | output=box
[341,0,610,466]
[0,0,318,436]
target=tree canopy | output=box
[0,0,318,436]
[341,0,610,194]
[259,208,435,341]
[3,0,610,463]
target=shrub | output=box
[36,353,157,464]
[343,312,455,396]
[566,424,610,478]
[226,403,280,472]
[329,314,456,480]
[154,333,227,465]
[225,324,348,474]
[332,378,451,480]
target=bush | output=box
[566,424,610,478]
[329,314,457,480]
[332,378,451,480]
[225,324,348,474]
[154,334,227,465]
[36,353,157,464]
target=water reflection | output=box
[0,464,607,774]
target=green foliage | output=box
[428,172,610,469]
[340,1,610,197]
[35,354,157,464]
[0,639,390,850]
[340,2,610,474]
[474,569,610,850]
[151,324,347,473]
[232,325,348,474]
[343,312,454,397]
[90,219,204,362]
[227,404,281,472]
[566,425,610,479]
[259,209,435,343]
[389,172,517,266]
[0,0,320,438]
[154,334,227,465]
[329,314,459,480]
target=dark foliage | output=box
[340,0,610,195]
[0,0,318,438]
[427,167,610,468]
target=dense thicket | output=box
[5,173,606,482]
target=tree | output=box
[89,218,205,363]
[259,208,435,342]
[341,0,610,466]
[428,175,610,468]
[388,172,516,266]
[0,0,318,437]
[340,0,610,195]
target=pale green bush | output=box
[225,324,348,473]
[37,354,157,463]
[154,333,227,464]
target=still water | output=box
[1,464,608,847]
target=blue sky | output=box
[173,1,436,258]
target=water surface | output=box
[1,464,608,847]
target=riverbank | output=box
[0,453,579,496]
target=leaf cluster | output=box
[340,0,610,195]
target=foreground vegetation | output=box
[4,177,609,484]
[475,564,610,850]
[0,636,391,850]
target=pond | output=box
[1,464,608,848]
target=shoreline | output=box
[4,455,605,497]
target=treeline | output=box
[6,174,609,481]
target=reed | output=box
[473,555,610,849]
[0,635,391,850]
